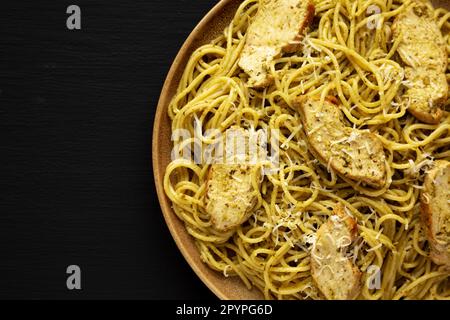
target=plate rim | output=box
[152,0,449,300]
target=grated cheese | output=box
[330,137,348,147]
[342,148,356,159]
[366,243,383,252]
[281,125,302,149]
[375,228,384,240]
[307,123,325,136]
[223,265,232,277]
[327,156,334,173]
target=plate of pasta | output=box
[153,0,450,300]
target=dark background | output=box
[0,0,217,299]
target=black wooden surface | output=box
[0,0,217,299]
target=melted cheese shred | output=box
[164,0,450,299]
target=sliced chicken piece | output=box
[205,164,260,231]
[311,204,361,300]
[204,127,265,231]
[421,160,450,268]
[238,0,315,88]
[401,67,447,125]
[294,96,387,188]
[393,0,448,124]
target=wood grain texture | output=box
[0,0,216,299]
[1,0,448,300]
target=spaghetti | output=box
[164,0,450,299]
